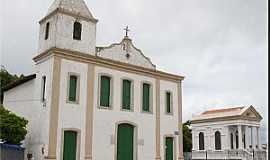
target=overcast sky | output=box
[1,0,268,142]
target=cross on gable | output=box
[124,26,130,37]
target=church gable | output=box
[241,105,263,120]
[96,37,156,70]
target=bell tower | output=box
[38,0,98,55]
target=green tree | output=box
[0,67,22,104]
[0,106,28,144]
[183,120,192,152]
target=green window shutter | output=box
[166,92,171,113]
[100,76,110,107]
[142,83,150,112]
[69,75,77,102]
[122,80,131,110]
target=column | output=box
[251,126,256,149]
[256,127,261,149]
[192,131,196,151]
[84,64,95,160]
[238,125,243,149]
[246,126,251,150]
[233,128,236,149]
[177,82,184,160]
[243,126,247,149]
[225,126,231,150]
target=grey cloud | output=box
[1,0,268,143]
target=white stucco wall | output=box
[56,59,88,160]
[191,119,262,159]
[4,57,181,160]
[38,13,96,55]
[160,80,180,159]
[92,66,157,160]
[3,57,54,160]
[53,61,180,160]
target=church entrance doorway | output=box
[165,137,174,160]
[117,123,135,160]
[63,131,77,160]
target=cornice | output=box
[33,47,185,82]
[39,8,98,24]
[191,115,261,124]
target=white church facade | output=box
[3,0,184,160]
[191,106,267,160]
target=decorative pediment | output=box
[191,105,263,124]
[241,105,263,120]
[96,37,156,69]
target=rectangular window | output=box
[142,83,150,112]
[69,75,78,102]
[100,76,111,107]
[122,80,131,110]
[166,92,171,113]
[41,76,46,102]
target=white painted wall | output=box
[3,57,54,160]
[191,119,263,159]
[92,66,157,160]
[160,80,180,159]
[38,13,96,55]
[4,57,181,160]
[91,67,181,159]
[56,59,88,160]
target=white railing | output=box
[192,149,267,160]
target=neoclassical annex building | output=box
[191,106,266,160]
[3,0,184,160]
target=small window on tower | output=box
[45,22,50,40]
[73,22,82,40]
[41,76,46,102]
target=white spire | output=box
[47,0,95,20]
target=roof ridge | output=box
[46,0,95,20]
[202,106,245,115]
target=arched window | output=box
[199,132,204,150]
[235,131,239,149]
[215,131,221,150]
[45,22,50,40]
[73,22,82,40]
[230,133,234,149]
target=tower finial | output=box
[124,26,130,37]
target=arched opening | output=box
[63,130,77,160]
[199,132,204,150]
[117,123,135,160]
[73,21,82,40]
[215,131,221,150]
[230,133,234,149]
[45,22,50,40]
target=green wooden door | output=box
[117,124,134,160]
[63,131,77,160]
[165,137,174,160]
